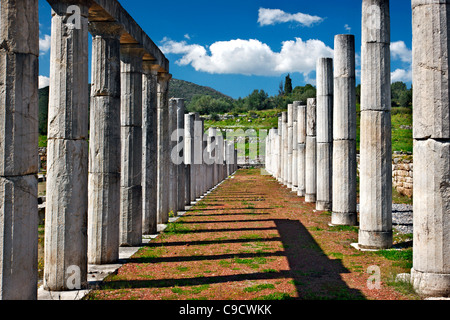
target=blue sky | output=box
[38,0,413,99]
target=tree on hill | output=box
[284,74,293,95]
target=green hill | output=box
[168,78,233,106]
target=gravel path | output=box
[357,204,413,235]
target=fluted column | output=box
[305,98,317,203]
[359,0,392,249]
[44,0,90,291]
[316,58,333,211]
[88,22,123,264]
[281,112,288,185]
[0,0,39,299]
[292,105,298,191]
[185,113,196,203]
[411,0,450,297]
[297,103,307,197]
[142,61,160,235]
[157,72,171,224]
[287,105,294,189]
[175,99,186,212]
[332,34,357,226]
[168,98,178,217]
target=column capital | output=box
[158,72,172,83]
[142,60,161,75]
[48,0,92,16]
[88,21,124,39]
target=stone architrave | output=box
[88,22,123,263]
[332,34,357,226]
[359,0,392,250]
[410,0,450,298]
[0,0,39,299]
[44,0,90,291]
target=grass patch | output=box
[376,248,413,269]
[255,292,294,300]
[243,283,275,293]
[328,225,359,233]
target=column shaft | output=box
[297,104,307,197]
[359,0,392,249]
[88,22,123,263]
[175,99,186,212]
[411,0,450,297]
[0,0,39,299]
[44,0,90,291]
[305,98,317,203]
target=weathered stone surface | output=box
[142,62,159,235]
[185,113,196,202]
[305,136,317,203]
[287,105,293,188]
[0,175,38,300]
[332,140,357,225]
[359,110,392,249]
[120,185,142,246]
[281,112,288,184]
[168,99,178,216]
[306,99,317,137]
[412,1,450,139]
[45,138,89,291]
[175,98,186,212]
[316,142,332,211]
[411,138,450,297]
[361,0,390,44]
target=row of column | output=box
[266,0,450,298]
[0,0,237,299]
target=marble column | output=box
[168,98,178,217]
[157,72,171,224]
[410,0,450,297]
[142,61,160,235]
[359,0,392,250]
[0,0,39,299]
[175,99,186,212]
[119,44,145,247]
[193,114,203,199]
[332,34,357,226]
[287,104,294,189]
[305,98,317,203]
[185,113,196,203]
[88,22,123,264]
[281,112,288,185]
[277,117,282,181]
[44,0,90,291]
[316,58,333,211]
[297,103,307,197]
[292,105,299,191]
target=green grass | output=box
[376,248,413,269]
[243,283,275,293]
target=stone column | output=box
[297,103,307,197]
[410,0,450,297]
[292,105,298,191]
[0,0,39,299]
[305,98,317,203]
[358,0,392,250]
[88,22,123,264]
[157,72,171,224]
[193,114,203,199]
[287,105,294,189]
[185,113,196,203]
[175,99,186,212]
[281,112,288,185]
[316,58,333,211]
[44,0,90,291]
[119,44,145,247]
[208,127,217,188]
[332,34,357,226]
[277,117,282,181]
[142,61,160,235]
[168,98,178,217]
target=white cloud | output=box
[344,24,351,32]
[160,37,333,77]
[184,34,191,40]
[391,68,412,83]
[39,34,51,54]
[390,41,412,63]
[257,8,323,27]
[39,76,50,89]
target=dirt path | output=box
[86,169,417,300]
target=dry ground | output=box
[86,169,419,300]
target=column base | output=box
[411,268,450,298]
[305,194,316,203]
[331,212,357,226]
[297,189,305,197]
[358,229,392,250]
[316,201,331,211]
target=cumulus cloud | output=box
[39,34,51,54]
[391,68,412,83]
[160,37,333,77]
[390,41,412,63]
[257,8,323,27]
[39,75,50,89]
